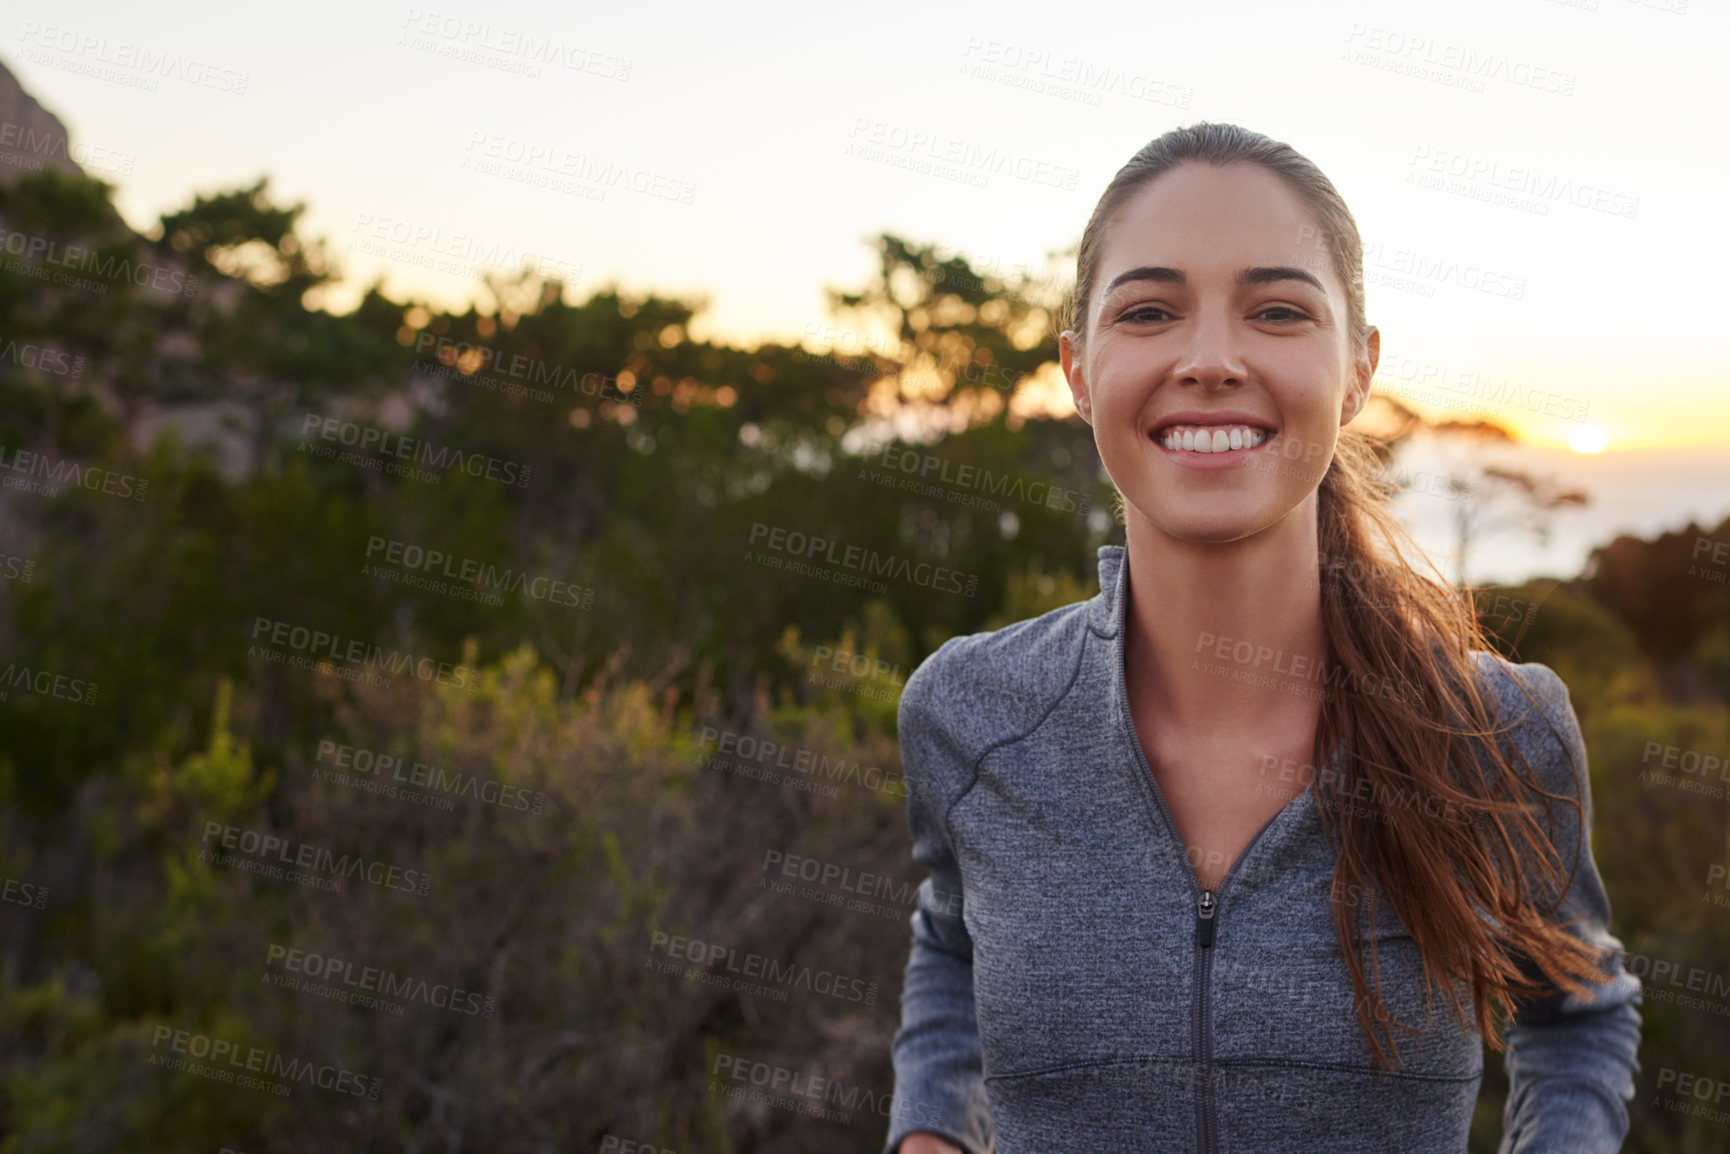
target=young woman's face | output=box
[1060,161,1379,546]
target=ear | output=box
[1343,325,1379,425]
[1059,330,1093,426]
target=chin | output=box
[1158,520,1267,546]
[1131,499,1280,546]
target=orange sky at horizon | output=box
[10,0,1725,459]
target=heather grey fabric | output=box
[882,545,1642,1154]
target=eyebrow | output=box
[1102,265,1327,295]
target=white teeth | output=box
[1157,424,1270,453]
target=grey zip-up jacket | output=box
[883,545,1642,1154]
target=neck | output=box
[1122,492,1329,740]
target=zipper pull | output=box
[1196,889,1216,949]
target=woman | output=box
[883,123,1642,1154]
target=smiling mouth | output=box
[1154,424,1274,454]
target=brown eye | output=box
[1122,305,1172,323]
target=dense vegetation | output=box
[1,165,1726,1152]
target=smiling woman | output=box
[885,123,1641,1154]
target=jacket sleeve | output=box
[882,645,995,1154]
[1493,660,1643,1154]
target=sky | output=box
[7,0,1728,580]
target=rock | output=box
[0,59,86,184]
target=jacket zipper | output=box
[1122,739,1275,1154]
[1194,889,1217,1154]
[1124,770,1282,1154]
[1111,579,1324,1154]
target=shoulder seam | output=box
[943,620,1091,846]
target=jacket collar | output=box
[1094,544,1136,748]
[1089,545,1128,639]
[1093,540,1351,841]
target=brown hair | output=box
[1062,122,1615,1069]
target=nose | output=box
[1171,307,1247,390]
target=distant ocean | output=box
[1388,440,1730,587]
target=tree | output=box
[1385,416,1586,587]
[824,233,1066,429]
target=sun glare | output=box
[1568,426,1608,454]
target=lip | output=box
[1148,410,1279,437]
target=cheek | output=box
[1270,345,1342,393]
[1088,350,1158,408]
[1278,363,1352,431]
[1080,366,1140,429]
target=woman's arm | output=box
[882,650,994,1154]
[1494,661,1643,1154]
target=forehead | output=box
[1097,162,1336,291]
